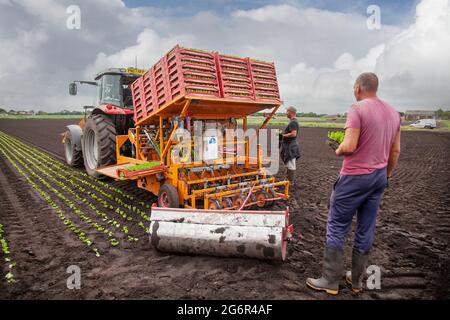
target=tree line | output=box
[435,109,450,120]
[0,108,84,115]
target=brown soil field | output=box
[0,119,449,299]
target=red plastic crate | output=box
[131,45,281,124]
[215,55,255,100]
[249,60,280,102]
[166,46,221,101]
[215,55,281,103]
[131,71,154,123]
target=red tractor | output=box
[63,67,144,178]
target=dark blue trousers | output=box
[326,168,387,252]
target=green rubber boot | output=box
[345,248,370,294]
[306,246,344,295]
[287,169,295,188]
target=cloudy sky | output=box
[0,0,449,114]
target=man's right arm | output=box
[283,130,297,138]
[387,131,401,178]
[283,121,298,139]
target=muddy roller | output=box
[149,207,293,260]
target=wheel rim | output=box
[222,198,233,209]
[160,192,169,207]
[233,196,244,209]
[84,129,98,170]
[64,137,73,163]
[256,192,266,208]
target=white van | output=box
[409,119,437,129]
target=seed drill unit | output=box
[64,45,293,260]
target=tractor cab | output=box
[65,67,145,178]
[69,67,145,112]
[93,68,144,110]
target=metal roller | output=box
[149,207,293,260]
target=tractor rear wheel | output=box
[158,184,179,208]
[64,130,83,167]
[82,114,116,179]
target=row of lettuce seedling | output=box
[2,133,152,228]
[2,136,140,242]
[0,136,138,249]
[0,137,100,257]
[0,223,16,284]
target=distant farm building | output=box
[405,110,435,121]
[10,110,35,116]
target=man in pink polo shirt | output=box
[306,72,401,295]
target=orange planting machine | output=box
[64,45,293,260]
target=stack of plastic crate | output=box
[131,70,155,124]
[132,45,222,124]
[215,55,254,100]
[131,60,170,124]
[131,45,282,124]
[249,60,280,102]
[166,46,221,101]
[215,54,281,103]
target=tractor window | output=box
[95,81,102,106]
[121,76,137,109]
[122,86,132,108]
[96,74,135,109]
[100,74,122,107]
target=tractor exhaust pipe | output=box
[149,207,293,260]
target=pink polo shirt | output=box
[341,97,400,176]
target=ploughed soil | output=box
[0,119,449,300]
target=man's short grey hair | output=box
[355,72,379,92]
[286,106,297,113]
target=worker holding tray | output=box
[306,72,401,295]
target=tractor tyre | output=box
[64,130,83,167]
[82,114,117,179]
[158,184,179,208]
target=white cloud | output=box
[233,4,301,22]
[84,29,195,78]
[0,0,147,112]
[376,0,450,108]
[0,0,448,114]
[274,0,450,113]
[86,3,399,114]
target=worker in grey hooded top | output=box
[280,106,300,186]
